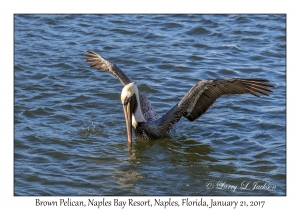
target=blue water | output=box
[14,14,286,196]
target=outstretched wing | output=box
[85,51,158,121]
[178,78,274,121]
[85,50,131,86]
[154,78,274,134]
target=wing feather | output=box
[178,78,274,121]
[85,51,131,86]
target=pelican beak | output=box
[122,94,136,144]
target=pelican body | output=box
[85,51,274,143]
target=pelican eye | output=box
[123,96,131,105]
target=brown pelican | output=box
[85,51,274,143]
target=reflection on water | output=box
[113,170,144,193]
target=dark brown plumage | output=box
[178,78,274,121]
[85,51,274,140]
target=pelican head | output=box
[121,82,145,143]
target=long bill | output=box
[123,99,134,144]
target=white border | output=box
[2,0,296,209]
